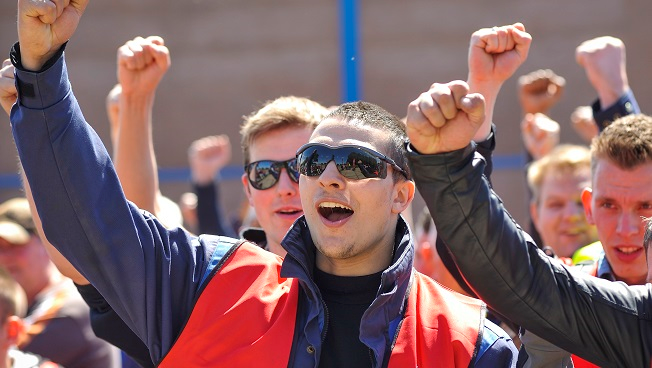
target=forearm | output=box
[194,181,235,237]
[194,181,220,235]
[408,146,650,367]
[467,79,500,141]
[114,91,159,214]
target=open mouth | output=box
[318,201,354,222]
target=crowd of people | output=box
[0,0,650,367]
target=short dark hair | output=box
[325,101,411,182]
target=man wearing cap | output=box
[0,198,119,368]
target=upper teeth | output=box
[618,247,639,254]
[320,202,352,211]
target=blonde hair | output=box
[527,144,591,203]
[240,96,329,165]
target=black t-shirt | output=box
[313,268,382,368]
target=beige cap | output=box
[0,198,35,245]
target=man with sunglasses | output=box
[9,1,522,366]
[240,96,330,256]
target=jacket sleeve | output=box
[76,284,155,368]
[407,144,652,367]
[194,180,237,237]
[592,89,640,132]
[10,48,218,363]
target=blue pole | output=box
[339,0,361,103]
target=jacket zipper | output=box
[286,252,330,353]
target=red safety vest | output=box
[159,242,483,367]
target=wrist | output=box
[21,54,51,72]
[190,166,217,185]
[120,90,156,106]
[11,42,67,73]
[467,76,504,93]
[597,84,628,109]
[468,78,498,140]
[467,78,501,107]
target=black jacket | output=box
[407,143,652,368]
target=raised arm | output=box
[188,134,237,237]
[405,79,651,367]
[467,23,531,141]
[517,69,564,159]
[112,36,171,215]
[11,1,214,361]
[576,36,640,131]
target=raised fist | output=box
[518,69,565,115]
[118,36,171,95]
[406,80,485,155]
[18,0,89,71]
[521,113,560,160]
[570,106,598,144]
[189,135,232,185]
[576,36,628,108]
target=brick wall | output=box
[0,0,650,231]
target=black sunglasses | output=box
[296,142,409,180]
[244,158,300,190]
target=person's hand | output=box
[518,69,565,114]
[520,113,560,160]
[570,106,599,143]
[18,0,89,71]
[117,36,171,96]
[467,22,532,87]
[406,80,485,155]
[576,36,628,108]
[0,60,17,116]
[189,135,232,185]
[467,22,532,140]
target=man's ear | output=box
[581,187,595,225]
[392,180,415,214]
[241,174,254,206]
